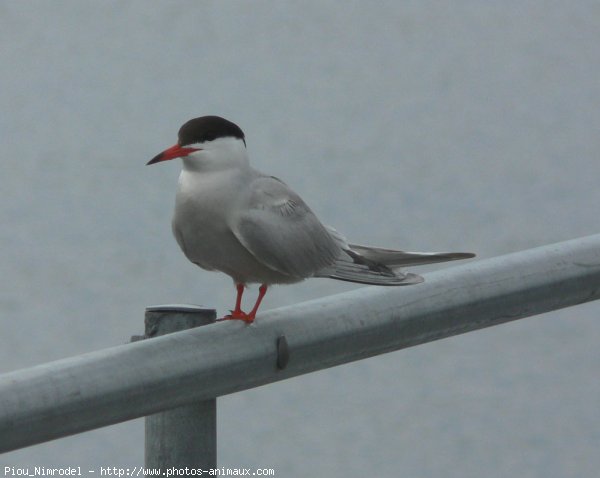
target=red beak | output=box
[147,144,200,165]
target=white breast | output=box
[171,167,299,284]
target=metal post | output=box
[142,305,216,469]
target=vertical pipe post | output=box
[143,305,217,470]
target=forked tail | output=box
[315,243,475,286]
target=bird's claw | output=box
[219,310,255,324]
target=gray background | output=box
[1,2,599,477]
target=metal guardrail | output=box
[1,234,599,457]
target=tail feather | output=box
[348,244,476,267]
[315,241,475,286]
[315,259,424,285]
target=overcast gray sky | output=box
[1,2,599,477]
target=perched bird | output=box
[147,116,474,323]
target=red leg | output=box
[246,284,268,322]
[220,283,268,324]
[233,283,244,315]
[220,283,248,322]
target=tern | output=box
[147,116,475,323]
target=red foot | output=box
[220,310,255,324]
[217,283,268,324]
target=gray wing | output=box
[348,244,476,267]
[315,227,424,285]
[230,176,340,279]
[315,227,474,285]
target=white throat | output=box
[181,137,249,173]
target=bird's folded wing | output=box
[348,244,476,267]
[230,176,340,278]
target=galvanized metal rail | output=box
[1,234,599,454]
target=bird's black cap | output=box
[178,116,246,146]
